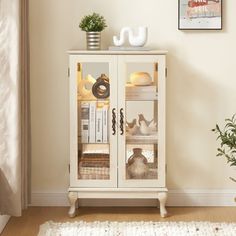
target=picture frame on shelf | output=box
[178,0,222,30]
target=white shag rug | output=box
[38,221,236,236]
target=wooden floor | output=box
[2,207,236,236]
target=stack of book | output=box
[126,84,157,100]
[81,102,109,143]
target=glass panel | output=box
[77,62,110,101]
[77,62,111,180]
[125,62,158,180]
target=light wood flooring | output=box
[2,207,236,236]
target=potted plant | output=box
[79,13,107,50]
[212,114,236,182]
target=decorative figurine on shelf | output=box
[138,114,157,135]
[139,120,157,135]
[113,27,148,47]
[92,74,110,99]
[127,148,149,179]
[138,114,154,126]
[78,74,96,99]
[126,114,157,136]
[126,118,139,135]
[130,72,152,86]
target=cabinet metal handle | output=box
[112,108,116,135]
[120,108,124,135]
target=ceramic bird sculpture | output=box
[126,119,139,135]
[138,114,154,126]
[126,118,137,128]
[139,120,156,135]
[148,120,157,131]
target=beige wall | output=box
[30,0,236,193]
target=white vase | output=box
[113,27,148,47]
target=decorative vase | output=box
[86,32,101,50]
[113,26,148,47]
[127,148,149,179]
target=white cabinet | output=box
[68,50,168,217]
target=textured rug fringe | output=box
[38,221,236,236]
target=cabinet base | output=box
[68,188,168,218]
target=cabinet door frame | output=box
[117,55,166,188]
[69,55,118,188]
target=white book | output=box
[102,105,109,143]
[89,102,96,143]
[81,102,89,143]
[96,107,103,143]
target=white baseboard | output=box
[0,215,10,234]
[30,189,236,207]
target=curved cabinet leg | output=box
[68,191,78,218]
[157,192,168,218]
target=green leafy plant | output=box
[212,114,236,181]
[79,13,107,32]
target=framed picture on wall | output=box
[178,0,222,30]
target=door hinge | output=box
[68,68,70,77]
[155,63,158,72]
[77,63,81,72]
[68,164,70,173]
[165,68,167,77]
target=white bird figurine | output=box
[126,118,137,128]
[138,114,153,126]
[139,120,156,135]
[148,120,157,132]
[126,119,139,135]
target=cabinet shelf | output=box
[77,96,109,102]
[126,92,158,101]
[126,97,158,101]
[126,134,158,144]
[79,143,109,145]
[126,84,157,101]
[78,138,109,145]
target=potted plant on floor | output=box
[79,13,107,50]
[212,114,236,182]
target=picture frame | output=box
[178,0,222,30]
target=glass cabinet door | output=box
[69,55,117,187]
[118,55,166,188]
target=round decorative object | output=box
[130,72,152,86]
[127,148,149,179]
[78,74,96,99]
[92,74,110,99]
